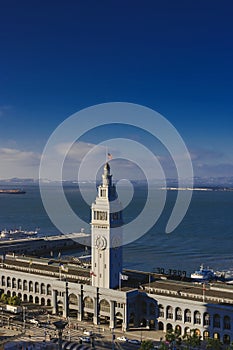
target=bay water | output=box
[0,184,232,277]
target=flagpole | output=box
[203,282,205,302]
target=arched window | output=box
[29,281,33,292]
[166,306,173,319]
[69,293,78,305]
[175,325,181,335]
[100,299,110,313]
[17,279,22,289]
[203,312,210,326]
[7,277,11,288]
[194,311,201,325]
[203,330,209,340]
[166,323,173,332]
[223,334,230,344]
[47,284,52,295]
[41,283,45,294]
[23,280,27,291]
[12,278,16,288]
[1,276,5,286]
[213,314,220,328]
[184,309,191,323]
[224,316,231,330]
[35,282,39,293]
[159,304,164,318]
[175,307,182,321]
[84,297,93,309]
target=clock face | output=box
[95,235,107,250]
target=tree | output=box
[139,340,154,350]
[158,342,169,350]
[0,293,8,304]
[8,295,21,306]
[165,328,181,348]
[165,329,177,343]
[182,329,201,349]
[206,338,223,350]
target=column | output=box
[77,294,83,321]
[109,300,115,330]
[63,290,68,318]
[52,290,57,314]
[93,297,98,325]
[122,303,127,332]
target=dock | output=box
[0,232,91,255]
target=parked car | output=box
[28,318,40,326]
[79,336,91,343]
[117,336,128,342]
[128,339,141,344]
[83,330,93,336]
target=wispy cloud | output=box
[1,142,232,181]
[0,147,40,179]
[189,147,233,177]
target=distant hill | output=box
[0,176,233,189]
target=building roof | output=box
[2,255,91,284]
[142,278,233,306]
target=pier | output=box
[0,232,91,255]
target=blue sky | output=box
[0,1,233,180]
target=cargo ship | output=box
[0,189,26,194]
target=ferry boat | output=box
[191,264,217,281]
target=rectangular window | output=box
[96,211,107,220]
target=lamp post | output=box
[111,328,115,350]
[140,322,143,343]
[68,317,71,341]
[23,306,26,333]
[53,320,68,350]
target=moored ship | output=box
[0,228,39,241]
[0,189,26,194]
[191,264,217,281]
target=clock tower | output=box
[91,163,123,289]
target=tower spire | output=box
[91,163,122,289]
[102,162,112,187]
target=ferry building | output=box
[1,163,233,345]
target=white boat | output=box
[191,264,216,281]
